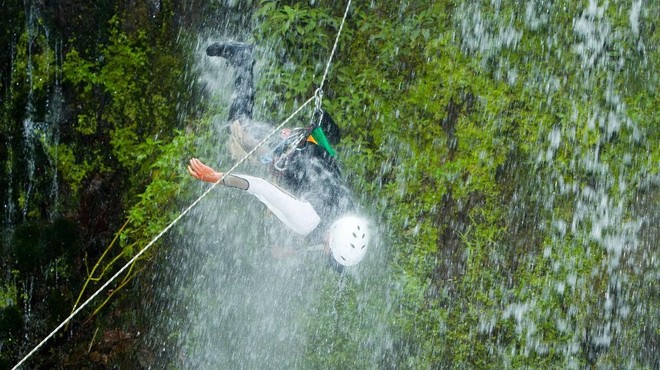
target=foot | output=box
[206,41,253,62]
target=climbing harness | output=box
[271,131,307,171]
[11,1,352,369]
[259,126,309,169]
[262,91,336,171]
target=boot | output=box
[207,41,256,121]
[206,41,253,65]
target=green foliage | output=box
[254,0,345,115]
[1,0,656,367]
[0,0,204,366]
[255,0,659,368]
[119,131,196,253]
[12,31,56,95]
[60,11,199,248]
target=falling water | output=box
[141,1,658,368]
[6,0,62,224]
[458,0,657,367]
[20,0,39,222]
[1,0,64,363]
[41,39,64,221]
[145,3,394,368]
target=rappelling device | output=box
[261,89,338,171]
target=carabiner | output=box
[314,88,323,112]
[274,156,288,171]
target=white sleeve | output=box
[236,175,321,236]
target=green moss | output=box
[1,0,657,367]
[255,0,658,368]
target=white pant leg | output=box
[237,175,321,235]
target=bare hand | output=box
[187,158,222,183]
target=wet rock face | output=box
[10,217,81,273]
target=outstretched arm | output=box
[238,174,321,235]
[187,158,320,235]
[187,158,249,189]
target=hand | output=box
[187,158,222,183]
[280,128,292,139]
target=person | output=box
[188,41,370,269]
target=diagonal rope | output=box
[11,97,315,370]
[12,1,351,368]
[319,0,351,93]
[314,0,352,108]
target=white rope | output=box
[11,97,315,370]
[319,0,352,93]
[12,1,352,367]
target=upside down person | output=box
[188,41,370,269]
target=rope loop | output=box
[314,87,324,112]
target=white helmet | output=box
[328,216,370,266]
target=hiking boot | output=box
[206,41,253,63]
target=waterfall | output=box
[3,0,62,225]
[1,0,656,368]
[458,0,657,366]
[0,0,65,366]
[140,1,659,368]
